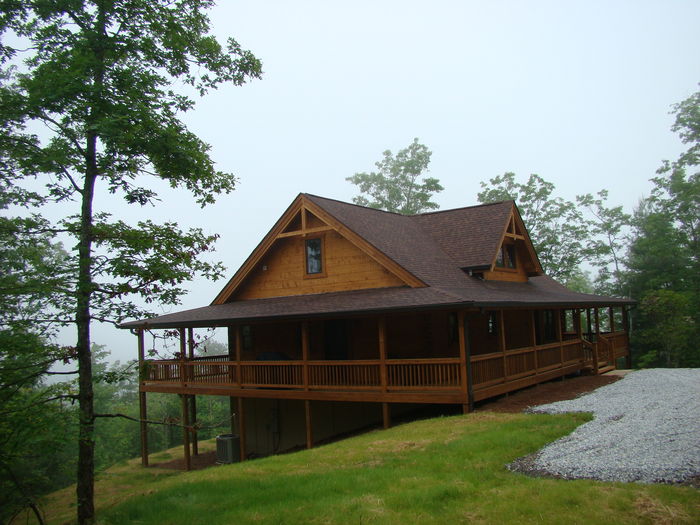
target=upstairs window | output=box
[305,237,323,275]
[495,244,516,269]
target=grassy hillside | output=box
[32,412,699,524]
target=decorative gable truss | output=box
[212,195,424,304]
[482,204,543,282]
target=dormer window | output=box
[305,237,323,275]
[496,244,516,269]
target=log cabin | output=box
[121,193,632,469]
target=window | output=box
[495,244,516,269]
[305,237,323,275]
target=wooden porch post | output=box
[235,326,242,388]
[622,306,632,368]
[237,397,246,462]
[378,317,390,429]
[302,321,309,391]
[586,309,593,341]
[457,311,469,413]
[609,307,615,333]
[557,309,564,369]
[226,327,237,439]
[305,400,313,449]
[137,329,148,467]
[499,310,507,381]
[180,394,191,471]
[530,310,538,372]
[179,328,187,386]
[187,328,198,456]
[594,308,602,372]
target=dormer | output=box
[481,205,542,282]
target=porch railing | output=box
[470,339,585,390]
[144,357,461,392]
[143,334,628,397]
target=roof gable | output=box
[211,195,424,305]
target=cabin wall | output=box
[503,309,533,350]
[386,312,459,359]
[233,231,406,300]
[240,399,384,457]
[467,312,500,355]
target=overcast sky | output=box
[85,0,699,362]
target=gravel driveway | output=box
[508,368,700,484]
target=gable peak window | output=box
[305,237,323,275]
[495,243,516,269]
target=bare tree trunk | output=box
[76,162,97,525]
[76,6,106,521]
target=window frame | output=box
[495,243,517,270]
[304,235,327,279]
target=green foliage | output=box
[635,290,695,368]
[576,190,631,295]
[0,2,261,522]
[347,138,443,215]
[625,88,699,368]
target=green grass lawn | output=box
[35,412,699,524]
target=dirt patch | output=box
[475,373,623,413]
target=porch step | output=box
[598,365,616,375]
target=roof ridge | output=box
[414,199,514,217]
[305,193,515,218]
[303,193,408,217]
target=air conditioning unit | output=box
[216,434,241,464]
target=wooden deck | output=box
[140,331,629,405]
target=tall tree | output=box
[0,2,261,523]
[576,190,631,295]
[347,138,443,214]
[625,88,699,367]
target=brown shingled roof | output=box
[120,193,633,329]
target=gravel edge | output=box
[506,369,700,485]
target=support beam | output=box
[609,306,615,333]
[237,397,246,462]
[530,310,538,371]
[180,394,191,471]
[139,392,148,467]
[457,311,470,412]
[187,328,198,456]
[378,317,388,392]
[305,400,313,448]
[137,329,148,467]
[302,321,309,391]
[179,328,187,386]
[499,310,507,378]
[557,309,564,367]
[378,317,391,429]
[622,306,632,368]
[382,402,391,430]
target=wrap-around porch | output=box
[136,305,630,469]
